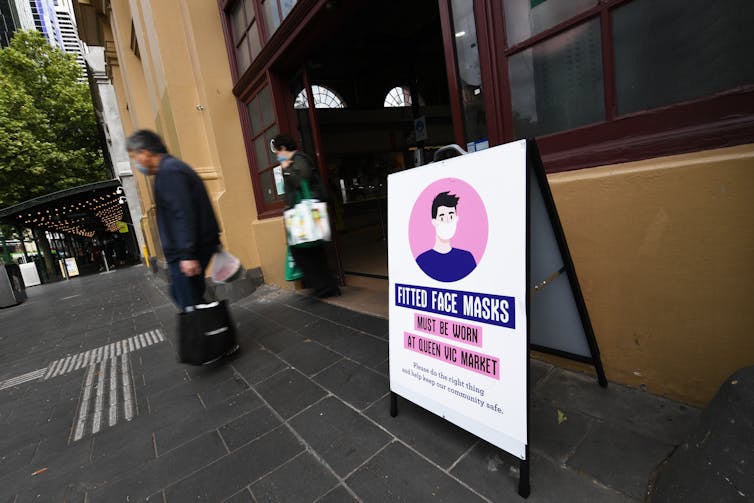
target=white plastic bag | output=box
[283,199,331,246]
[210,248,241,283]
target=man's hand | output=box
[180,259,201,277]
[281,159,293,169]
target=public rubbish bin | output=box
[0,264,26,307]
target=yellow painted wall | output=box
[549,144,754,405]
[104,0,261,270]
[251,217,294,289]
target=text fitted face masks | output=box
[276,154,288,163]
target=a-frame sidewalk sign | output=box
[387,139,606,498]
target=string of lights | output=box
[0,180,130,240]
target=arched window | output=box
[384,86,413,107]
[294,85,347,109]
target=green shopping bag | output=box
[284,246,304,281]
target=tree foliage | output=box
[0,30,107,208]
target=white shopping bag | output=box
[284,199,331,246]
[210,248,241,283]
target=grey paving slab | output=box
[304,319,388,368]
[536,368,700,445]
[87,426,156,483]
[567,421,675,500]
[531,358,555,388]
[450,442,635,503]
[249,303,321,332]
[373,357,389,377]
[219,405,282,451]
[230,346,289,385]
[316,486,358,503]
[89,430,228,501]
[255,368,327,419]
[153,389,264,455]
[224,487,255,502]
[313,359,389,411]
[250,452,339,503]
[164,426,304,502]
[365,394,478,469]
[346,441,485,503]
[288,396,391,477]
[197,375,250,408]
[252,325,307,355]
[349,311,389,339]
[277,339,343,376]
[283,295,356,323]
[529,399,593,463]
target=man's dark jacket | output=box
[154,155,219,263]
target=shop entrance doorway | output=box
[281,0,453,314]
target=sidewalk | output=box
[0,265,700,502]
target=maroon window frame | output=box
[473,0,754,172]
[242,81,286,216]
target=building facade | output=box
[85,45,146,257]
[29,0,62,48]
[0,0,34,47]
[72,0,754,406]
[55,0,86,79]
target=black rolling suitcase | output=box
[177,300,237,365]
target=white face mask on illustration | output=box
[435,218,457,241]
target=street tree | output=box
[0,30,107,209]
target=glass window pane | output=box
[259,86,275,127]
[504,0,598,47]
[254,135,271,172]
[247,96,262,135]
[230,1,246,43]
[236,37,251,73]
[264,124,279,166]
[451,0,487,146]
[509,19,604,138]
[264,0,281,36]
[249,21,262,60]
[281,0,297,18]
[613,0,754,116]
[260,169,284,203]
[244,0,255,24]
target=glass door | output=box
[288,69,345,286]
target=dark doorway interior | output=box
[281,0,452,289]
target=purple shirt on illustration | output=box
[416,248,477,282]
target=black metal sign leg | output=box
[518,448,530,498]
[594,357,608,388]
[390,392,398,417]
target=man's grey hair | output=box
[126,129,168,154]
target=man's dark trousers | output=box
[168,251,213,310]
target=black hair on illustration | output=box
[431,191,459,218]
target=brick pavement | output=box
[0,265,700,502]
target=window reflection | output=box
[509,19,604,138]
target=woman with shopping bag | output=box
[272,134,340,298]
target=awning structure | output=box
[0,180,126,237]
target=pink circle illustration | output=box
[409,178,488,282]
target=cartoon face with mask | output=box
[433,204,458,241]
[415,191,477,282]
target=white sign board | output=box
[19,262,41,287]
[388,140,528,459]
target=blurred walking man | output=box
[126,130,220,311]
